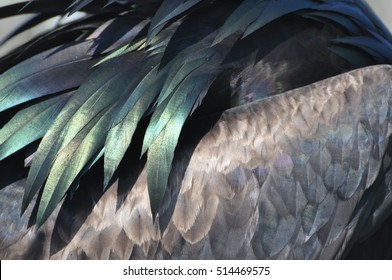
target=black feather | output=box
[1,0,392,259]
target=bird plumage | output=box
[1,0,392,259]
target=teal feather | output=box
[0,0,391,227]
[23,52,144,216]
[0,93,70,161]
[147,0,202,43]
[243,0,316,38]
[146,73,216,216]
[36,106,114,226]
[0,42,96,112]
[104,61,163,188]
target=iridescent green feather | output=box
[1,0,392,226]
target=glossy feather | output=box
[1,65,392,259]
[1,0,392,259]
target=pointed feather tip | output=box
[21,181,39,215]
[20,193,30,216]
[147,180,165,224]
[103,167,114,191]
[150,202,159,223]
[35,214,47,229]
[146,28,159,46]
[35,200,53,229]
[66,0,92,16]
[146,173,164,224]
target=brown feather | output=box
[1,65,392,259]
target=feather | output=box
[0,93,71,160]
[68,0,95,14]
[24,52,148,222]
[1,0,392,259]
[147,0,202,43]
[243,0,316,38]
[0,42,97,112]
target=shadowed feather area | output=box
[1,0,392,259]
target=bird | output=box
[0,0,392,259]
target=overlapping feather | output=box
[1,0,392,226]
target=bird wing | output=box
[1,0,392,226]
[2,65,391,259]
[1,0,392,259]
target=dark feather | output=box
[1,0,392,259]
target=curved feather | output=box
[36,106,114,226]
[213,0,267,45]
[68,0,95,14]
[0,0,392,246]
[2,65,392,259]
[301,11,362,34]
[23,52,145,215]
[147,0,202,43]
[333,36,392,62]
[104,62,163,187]
[0,93,71,160]
[0,14,56,46]
[147,73,216,216]
[0,42,97,112]
[243,0,316,38]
